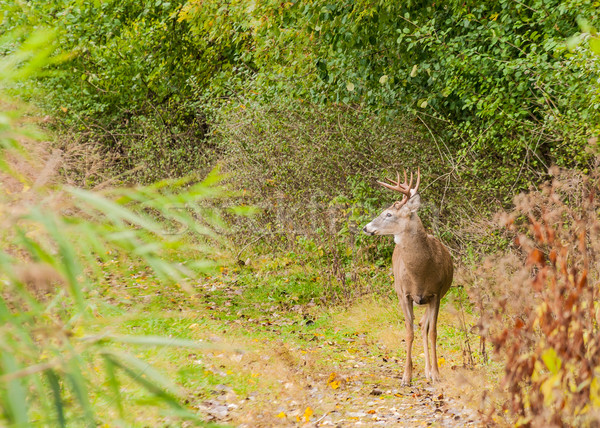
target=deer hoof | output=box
[428,372,440,383]
[401,377,411,387]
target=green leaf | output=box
[45,369,66,428]
[69,187,162,235]
[590,37,600,55]
[541,347,561,374]
[90,334,225,350]
[66,357,95,426]
[100,350,192,415]
[102,356,124,420]
[1,352,29,426]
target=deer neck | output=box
[393,214,429,250]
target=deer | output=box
[363,168,453,386]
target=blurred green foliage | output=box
[0,29,232,425]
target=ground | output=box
[103,259,495,427]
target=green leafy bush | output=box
[4,0,597,186]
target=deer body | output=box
[364,169,453,385]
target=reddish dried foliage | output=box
[473,166,600,426]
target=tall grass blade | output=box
[45,369,66,428]
[0,352,28,426]
[66,357,95,427]
[101,356,124,420]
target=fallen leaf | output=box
[276,412,286,419]
[304,406,313,421]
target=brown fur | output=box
[364,188,454,385]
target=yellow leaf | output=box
[189,323,199,330]
[330,380,340,390]
[304,406,313,421]
[276,412,286,419]
[541,348,562,374]
[438,357,445,366]
[410,64,418,77]
[590,377,600,407]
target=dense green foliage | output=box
[2,0,599,186]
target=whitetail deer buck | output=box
[363,168,453,385]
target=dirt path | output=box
[189,285,484,427]
[196,333,483,427]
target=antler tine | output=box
[414,167,421,194]
[378,167,421,197]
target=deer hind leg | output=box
[398,295,414,386]
[424,297,442,382]
[421,306,432,381]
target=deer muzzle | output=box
[363,225,376,235]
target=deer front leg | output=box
[398,295,414,386]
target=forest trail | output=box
[175,276,486,427]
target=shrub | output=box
[472,162,600,426]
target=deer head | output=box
[363,168,421,236]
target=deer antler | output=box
[377,168,421,204]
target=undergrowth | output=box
[469,162,600,426]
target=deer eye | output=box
[386,213,392,217]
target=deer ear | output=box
[405,193,421,213]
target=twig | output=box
[314,411,329,425]
[235,234,269,261]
